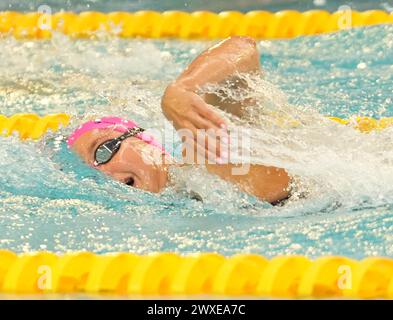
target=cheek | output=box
[117,143,159,178]
[136,142,165,166]
[122,141,163,166]
[116,144,143,169]
[111,143,167,192]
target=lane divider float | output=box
[0,10,393,40]
[0,251,392,298]
[0,113,392,141]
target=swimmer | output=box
[68,36,291,204]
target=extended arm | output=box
[161,36,290,204]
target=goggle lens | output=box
[94,140,121,165]
[93,127,145,166]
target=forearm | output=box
[160,36,262,161]
[206,163,290,204]
[173,36,261,92]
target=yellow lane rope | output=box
[0,114,392,140]
[0,251,392,298]
[0,10,392,40]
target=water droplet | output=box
[357,62,367,69]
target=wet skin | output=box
[71,126,290,203]
[71,36,290,204]
[71,127,170,193]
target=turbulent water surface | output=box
[0,25,392,257]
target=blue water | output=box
[0,25,392,257]
[1,0,392,13]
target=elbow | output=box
[224,36,260,71]
[227,35,257,48]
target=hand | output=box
[161,83,229,163]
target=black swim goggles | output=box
[93,127,145,166]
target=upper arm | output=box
[200,37,262,116]
[217,36,261,73]
[163,36,262,119]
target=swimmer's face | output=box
[71,128,169,193]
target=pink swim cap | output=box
[66,116,166,154]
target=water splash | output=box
[0,25,392,256]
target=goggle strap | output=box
[118,127,145,141]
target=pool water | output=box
[2,0,392,13]
[0,25,392,257]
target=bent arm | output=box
[163,36,261,118]
[162,37,291,203]
[175,36,261,91]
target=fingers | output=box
[171,106,229,161]
[164,91,230,163]
[186,111,230,152]
[192,96,227,129]
[191,113,221,132]
[182,136,219,165]
[180,121,229,164]
[204,127,229,161]
[190,101,230,160]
